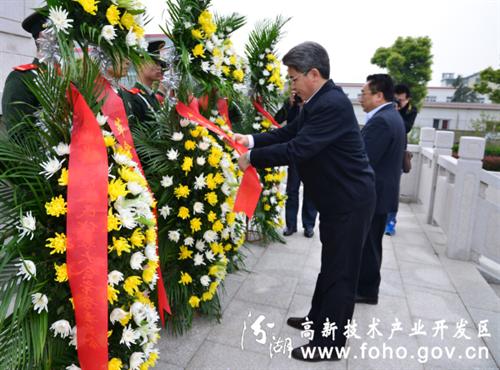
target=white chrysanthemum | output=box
[131,302,147,325]
[221,228,230,240]
[50,319,72,338]
[53,142,70,156]
[66,364,80,370]
[126,29,138,46]
[96,113,108,126]
[108,270,124,286]
[205,250,215,261]
[117,208,138,229]
[130,351,145,370]
[205,40,214,51]
[270,196,277,205]
[195,240,206,251]
[193,202,204,214]
[221,183,231,196]
[183,21,193,28]
[110,307,128,324]
[138,37,148,50]
[161,175,173,187]
[179,118,190,127]
[196,156,206,165]
[101,25,116,43]
[168,230,180,242]
[69,326,77,348]
[130,251,146,270]
[258,78,266,86]
[166,148,179,161]
[220,202,231,214]
[127,182,144,196]
[220,157,230,169]
[49,6,73,34]
[198,141,210,151]
[184,237,194,246]
[193,253,205,266]
[267,84,275,91]
[252,123,261,130]
[194,173,206,190]
[259,53,265,59]
[262,189,270,196]
[144,244,159,262]
[16,211,36,241]
[31,293,48,314]
[201,61,211,72]
[16,259,36,280]
[200,275,210,287]
[160,205,171,219]
[171,132,183,141]
[40,157,64,178]
[204,230,217,243]
[144,304,160,324]
[121,325,140,348]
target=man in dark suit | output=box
[235,42,376,361]
[357,74,406,304]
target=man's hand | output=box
[233,133,249,147]
[238,152,251,171]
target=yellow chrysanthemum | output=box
[142,265,155,283]
[178,206,190,220]
[178,245,193,260]
[108,208,121,232]
[190,127,201,138]
[58,167,68,186]
[212,220,224,232]
[46,232,67,255]
[266,53,276,61]
[212,47,222,57]
[115,144,132,158]
[54,262,68,283]
[214,172,224,184]
[207,211,217,223]
[107,285,120,304]
[205,192,218,206]
[45,195,67,217]
[145,227,156,244]
[191,28,204,39]
[209,281,219,294]
[208,265,219,276]
[229,55,237,65]
[226,212,236,225]
[130,228,145,248]
[221,65,230,76]
[135,291,153,306]
[188,295,201,308]
[190,218,202,233]
[184,140,196,151]
[264,204,271,211]
[123,276,142,296]
[75,0,99,15]
[232,69,244,82]
[192,44,205,58]
[261,119,272,129]
[133,24,144,39]
[104,135,116,147]
[210,242,223,255]
[174,184,190,199]
[224,243,232,252]
[108,357,123,370]
[119,312,132,326]
[106,5,120,25]
[108,178,129,202]
[108,236,132,256]
[118,166,146,186]
[202,291,214,302]
[206,174,217,190]
[181,157,193,174]
[120,11,135,30]
[179,271,192,285]
[266,63,274,71]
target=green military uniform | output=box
[1,60,41,133]
[125,81,162,124]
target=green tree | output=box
[471,112,499,137]
[451,75,479,103]
[474,67,500,103]
[371,36,433,109]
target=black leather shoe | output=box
[304,228,314,238]
[355,295,378,305]
[286,316,307,330]
[283,227,297,236]
[291,344,341,362]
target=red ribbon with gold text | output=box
[176,100,262,218]
[67,84,109,370]
[100,79,172,324]
[217,98,232,131]
[252,99,282,129]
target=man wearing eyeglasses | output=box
[234,41,376,362]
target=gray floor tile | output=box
[253,249,307,278]
[399,261,455,292]
[393,242,441,266]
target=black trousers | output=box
[357,213,387,298]
[285,164,317,230]
[306,198,375,348]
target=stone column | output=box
[446,137,486,260]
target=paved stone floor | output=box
[156,203,500,369]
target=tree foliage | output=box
[451,75,479,103]
[371,36,433,109]
[474,67,500,104]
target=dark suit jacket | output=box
[250,80,375,214]
[361,104,406,215]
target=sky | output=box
[144,0,500,86]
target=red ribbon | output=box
[67,84,109,370]
[100,79,172,324]
[252,100,282,129]
[217,98,232,130]
[176,100,262,218]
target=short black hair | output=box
[394,83,411,98]
[366,74,394,102]
[283,41,330,79]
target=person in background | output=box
[385,83,418,236]
[275,93,318,238]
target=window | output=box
[433,119,451,130]
[425,96,437,103]
[446,96,453,102]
